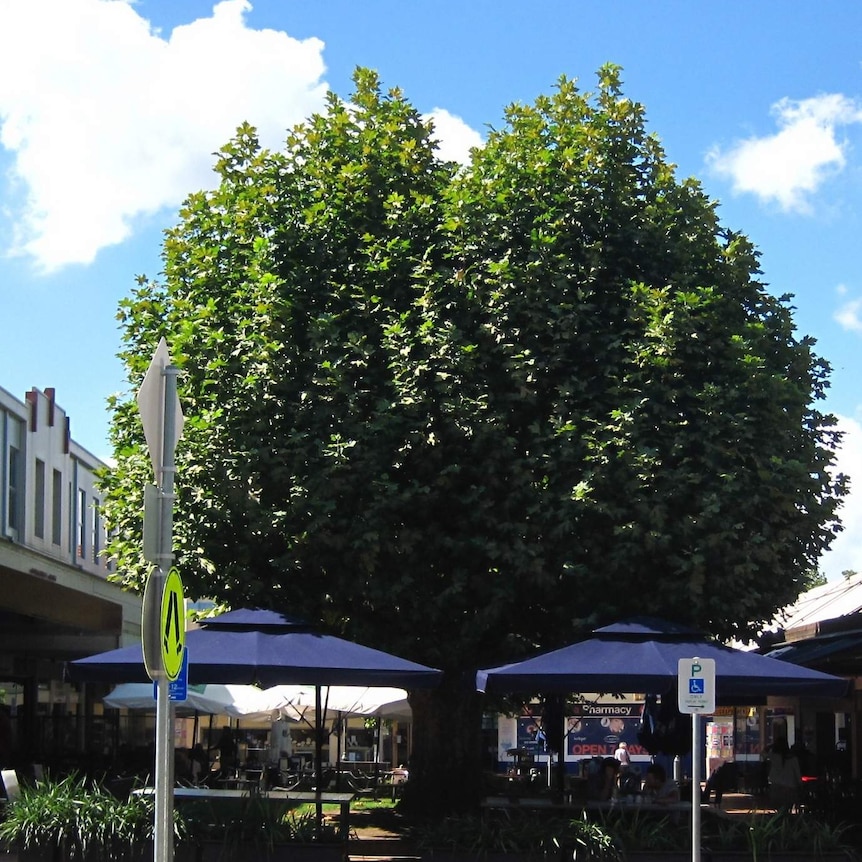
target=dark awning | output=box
[765,632,862,677]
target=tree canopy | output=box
[102,65,847,811]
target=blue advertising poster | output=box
[514,703,648,760]
[514,715,546,757]
[566,703,647,759]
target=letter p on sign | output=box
[678,657,716,714]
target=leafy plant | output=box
[181,796,341,858]
[0,772,86,859]
[0,772,185,861]
[555,820,622,862]
[599,808,856,858]
[412,811,621,860]
[571,808,857,858]
[595,811,689,853]
[282,809,340,844]
[735,812,854,857]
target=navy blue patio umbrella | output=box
[476,617,849,701]
[68,608,440,689]
[68,608,440,822]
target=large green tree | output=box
[102,66,847,813]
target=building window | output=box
[34,458,46,539]
[77,488,86,559]
[92,498,100,564]
[7,446,21,532]
[52,469,62,545]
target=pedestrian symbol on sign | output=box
[159,568,186,681]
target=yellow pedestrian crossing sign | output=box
[160,568,185,681]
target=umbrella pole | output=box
[315,685,323,835]
[335,711,343,791]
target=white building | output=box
[0,384,141,770]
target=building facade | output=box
[0,384,141,771]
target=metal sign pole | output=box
[154,363,179,862]
[678,657,715,862]
[139,341,184,862]
[691,712,701,862]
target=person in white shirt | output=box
[614,741,631,771]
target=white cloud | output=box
[0,0,328,271]
[707,93,862,213]
[423,108,484,165]
[820,414,862,580]
[835,297,862,333]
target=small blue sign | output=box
[689,678,705,695]
[153,647,188,702]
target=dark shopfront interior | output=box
[0,588,133,780]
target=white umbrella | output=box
[104,682,286,720]
[265,686,410,774]
[376,697,411,720]
[264,685,408,719]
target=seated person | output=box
[618,768,641,798]
[587,757,620,801]
[391,765,409,784]
[642,763,680,805]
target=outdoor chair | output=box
[343,771,375,796]
[103,775,135,801]
[704,761,738,805]
[273,771,305,791]
[1,770,20,802]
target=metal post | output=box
[691,713,701,862]
[154,364,179,862]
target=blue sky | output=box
[0,0,860,580]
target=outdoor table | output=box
[216,776,256,791]
[273,790,355,840]
[133,787,356,841]
[585,798,693,813]
[481,795,695,815]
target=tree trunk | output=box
[400,674,487,817]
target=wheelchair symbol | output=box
[689,679,705,694]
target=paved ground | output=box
[702,790,774,815]
[346,806,419,862]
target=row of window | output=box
[3,408,109,571]
[26,457,100,563]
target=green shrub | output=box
[594,811,689,853]
[179,796,341,853]
[705,811,855,857]
[412,811,621,860]
[597,807,856,857]
[0,772,184,861]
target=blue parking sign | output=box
[678,657,715,713]
[153,647,188,702]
